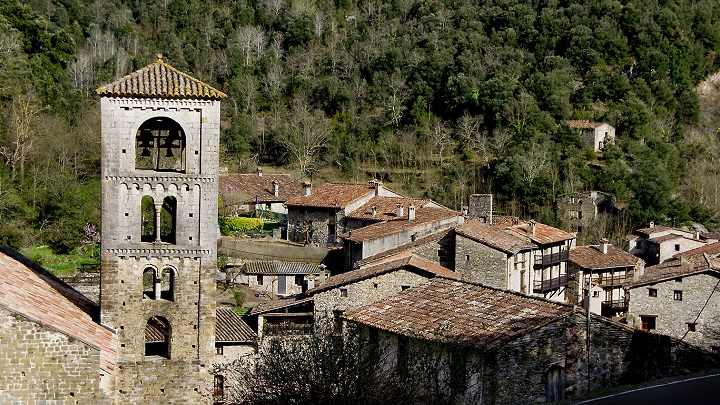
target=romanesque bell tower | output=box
[96,55,225,403]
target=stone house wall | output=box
[247,273,305,296]
[627,272,720,350]
[412,232,455,270]
[0,307,112,405]
[314,269,430,331]
[657,238,706,263]
[287,208,341,247]
[455,234,507,289]
[361,216,462,259]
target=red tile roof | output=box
[501,221,575,245]
[216,307,257,343]
[308,251,459,294]
[633,225,690,237]
[345,196,431,221]
[568,120,605,129]
[0,246,117,373]
[628,260,713,288]
[96,56,226,99]
[219,173,303,203]
[569,244,642,269]
[456,219,536,254]
[341,207,460,243]
[344,277,572,349]
[648,234,687,243]
[243,261,322,275]
[674,242,720,267]
[285,183,379,209]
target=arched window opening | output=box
[145,316,171,358]
[141,196,156,242]
[213,375,226,403]
[135,117,186,172]
[161,267,175,301]
[143,267,158,299]
[160,196,177,244]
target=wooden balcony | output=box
[602,299,628,312]
[534,250,569,269]
[533,274,569,293]
[596,273,633,286]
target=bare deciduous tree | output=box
[276,101,330,177]
[236,25,268,67]
[0,94,44,183]
[517,142,548,187]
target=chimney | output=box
[396,204,404,217]
[527,220,536,236]
[462,206,469,216]
[408,204,416,220]
[257,167,263,176]
[694,230,700,240]
[649,221,655,228]
[600,238,609,254]
[272,180,279,197]
[369,179,382,196]
[372,206,377,216]
[302,182,312,196]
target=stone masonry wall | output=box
[0,307,112,404]
[455,235,507,289]
[627,272,720,351]
[287,208,338,247]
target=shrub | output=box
[220,217,264,235]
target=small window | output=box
[687,323,696,332]
[675,244,681,251]
[675,277,683,283]
[674,290,683,301]
[640,316,656,331]
[648,288,657,297]
[216,346,223,355]
[340,288,348,297]
[295,275,304,286]
[257,275,263,285]
[401,285,410,291]
[592,291,600,298]
[466,254,471,261]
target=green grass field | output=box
[19,246,99,277]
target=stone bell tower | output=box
[97,55,226,403]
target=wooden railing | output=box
[533,274,569,293]
[602,299,628,311]
[596,273,633,286]
[534,250,569,269]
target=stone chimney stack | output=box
[601,238,609,254]
[272,180,279,197]
[396,204,404,217]
[528,220,536,236]
[462,206,469,216]
[694,230,701,240]
[257,167,263,176]
[408,204,416,220]
[302,182,312,196]
[369,179,382,196]
[649,221,655,228]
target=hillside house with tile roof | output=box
[308,251,459,334]
[568,240,645,317]
[626,242,720,350]
[340,198,462,270]
[626,222,705,265]
[455,219,537,293]
[239,261,327,296]
[496,219,576,302]
[344,277,720,404]
[284,180,404,247]
[568,120,615,152]
[98,55,224,403]
[0,245,117,403]
[218,169,303,216]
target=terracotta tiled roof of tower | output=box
[96,55,227,99]
[0,246,117,373]
[344,277,572,348]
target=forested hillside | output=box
[2,0,720,251]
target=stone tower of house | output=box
[97,56,226,403]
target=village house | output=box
[496,219,576,302]
[344,277,720,405]
[309,251,459,334]
[568,239,645,317]
[284,180,404,247]
[340,198,462,270]
[213,307,257,404]
[558,191,618,233]
[568,120,615,152]
[247,296,315,340]
[454,219,537,293]
[626,222,705,266]
[218,168,303,217]
[353,228,455,270]
[238,261,327,296]
[626,242,720,351]
[0,245,117,404]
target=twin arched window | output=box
[141,195,177,244]
[143,266,175,301]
